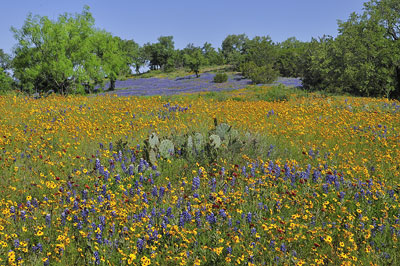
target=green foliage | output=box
[184,49,206,77]
[143,36,175,71]
[0,49,11,70]
[11,6,129,94]
[241,61,278,84]
[0,67,14,93]
[119,39,146,74]
[235,36,279,84]
[92,32,128,91]
[255,84,292,102]
[301,36,335,93]
[221,34,248,70]
[202,42,225,65]
[213,73,228,83]
[275,37,306,77]
[301,0,400,98]
[243,36,276,67]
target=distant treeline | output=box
[1,0,400,98]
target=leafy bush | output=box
[213,73,228,83]
[0,68,13,94]
[241,61,278,84]
[257,84,289,102]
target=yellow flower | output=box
[128,253,136,264]
[140,256,151,266]
[36,231,44,237]
[325,235,332,243]
[26,196,32,201]
[214,247,223,256]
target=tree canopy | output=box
[1,0,400,98]
[11,6,128,94]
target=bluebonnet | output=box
[206,212,217,225]
[137,238,144,252]
[45,214,51,226]
[98,73,302,96]
[280,243,287,253]
[152,186,158,197]
[192,176,200,191]
[247,212,252,223]
[94,251,100,265]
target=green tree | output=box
[202,42,224,66]
[184,48,206,77]
[92,33,128,91]
[240,36,279,84]
[0,49,12,70]
[221,34,248,69]
[11,6,127,94]
[119,40,146,74]
[302,0,400,98]
[364,0,400,97]
[143,36,175,71]
[275,37,306,77]
[334,12,394,97]
[0,49,13,93]
[301,36,336,93]
[0,67,13,93]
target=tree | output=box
[301,36,336,92]
[143,36,175,71]
[0,49,13,93]
[240,36,279,84]
[184,48,206,77]
[11,6,128,94]
[202,42,224,66]
[0,49,11,70]
[119,40,147,74]
[221,34,248,69]
[92,33,128,91]
[301,0,400,98]
[363,0,400,97]
[334,12,394,97]
[0,68,13,93]
[275,37,306,77]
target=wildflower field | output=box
[0,85,399,265]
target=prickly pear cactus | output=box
[187,135,193,152]
[230,129,239,140]
[209,134,221,149]
[173,135,187,149]
[159,139,174,158]
[149,133,159,149]
[216,123,231,140]
[194,133,204,151]
[149,149,157,165]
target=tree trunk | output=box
[394,66,400,99]
[109,78,115,91]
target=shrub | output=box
[241,61,278,84]
[213,73,228,83]
[257,84,289,102]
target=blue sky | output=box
[0,0,367,54]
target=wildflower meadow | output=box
[0,83,399,266]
